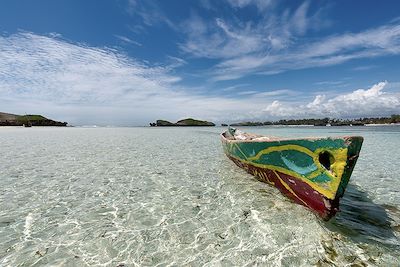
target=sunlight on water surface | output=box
[0,126,399,266]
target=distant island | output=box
[150,118,215,127]
[0,112,68,126]
[227,115,400,127]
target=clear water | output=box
[0,126,399,266]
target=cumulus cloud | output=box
[262,82,400,118]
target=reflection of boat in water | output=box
[221,127,363,220]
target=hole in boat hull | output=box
[319,151,334,171]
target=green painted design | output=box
[310,173,332,183]
[221,131,363,200]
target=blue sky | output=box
[1,0,400,125]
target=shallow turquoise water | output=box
[0,126,399,266]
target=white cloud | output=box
[314,81,344,86]
[352,65,377,71]
[221,83,250,92]
[172,0,400,82]
[164,55,187,69]
[306,95,325,109]
[321,82,400,116]
[226,0,274,11]
[180,1,319,62]
[254,89,298,98]
[180,15,265,59]
[291,1,310,35]
[0,32,274,125]
[213,22,400,80]
[262,82,400,118]
[125,0,176,30]
[1,33,398,125]
[114,35,142,46]
[236,90,258,95]
[0,33,178,103]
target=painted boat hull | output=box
[221,129,363,220]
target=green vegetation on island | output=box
[150,118,215,127]
[0,112,68,126]
[228,115,400,127]
[154,120,175,126]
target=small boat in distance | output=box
[23,121,32,127]
[221,127,363,220]
[23,113,32,127]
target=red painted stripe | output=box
[227,155,339,220]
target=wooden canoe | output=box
[221,127,363,220]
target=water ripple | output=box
[0,126,399,266]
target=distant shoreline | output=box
[0,112,68,127]
[226,115,400,127]
[365,123,400,126]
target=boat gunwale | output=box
[220,131,364,143]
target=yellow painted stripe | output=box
[246,144,332,180]
[228,153,336,199]
[225,142,348,200]
[247,144,315,161]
